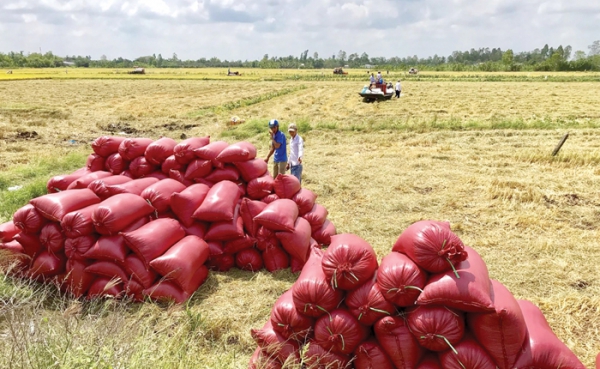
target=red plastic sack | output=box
[124,279,144,302]
[240,198,267,237]
[248,347,282,369]
[122,216,150,233]
[250,320,300,364]
[140,178,186,213]
[513,300,585,369]
[254,199,299,232]
[291,188,317,215]
[168,170,193,186]
[467,280,527,369]
[194,140,228,167]
[354,339,395,369]
[374,315,424,369]
[67,171,113,190]
[30,251,66,279]
[85,261,129,283]
[346,274,395,326]
[118,138,154,161]
[246,174,274,200]
[276,217,312,262]
[184,159,213,180]
[416,354,442,369]
[273,174,301,199]
[438,335,497,369]
[87,277,123,299]
[104,153,129,174]
[596,353,600,369]
[105,177,159,197]
[256,226,279,251]
[417,246,494,312]
[129,156,158,178]
[292,248,344,318]
[61,204,100,238]
[83,235,128,263]
[182,221,208,239]
[47,173,87,193]
[87,175,132,200]
[39,222,65,254]
[392,220,467,274]
[377,252,427,307]
[233,158,268,182]
[174,136,210,165]
[145,171,168,180]
[31,189,101,222]
[92,193,155,235]
[64,235,97,260]
[261,193,279,204]
[13,232,42,258]
[86,153,106,172]
[314,308,368,355]
[145,137,177,165]
[235,248,263,271]
[303,340,349,369]
[302,204,328,232]
[124,253,158,288]
[65,259,95,298]
[149,235,210,292]
[204,165,240,183]
[123,218,185,266]
[206,253,235,272]
[161,155,184,174]
[262,244,290,272]
[223,235,256,254]
[170,184,210,227]
[205,205,245,241]
[406,305,465,351]
[322,233,378,290]
[192,180,243,222]
[92,136,126,157]
[312,219,336,246]
[216,141,257,163]
[0,221,20,242]
[270,289,313,341]
[290,256,304,273]
[13,204,48,234]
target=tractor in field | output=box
[227,68,242,76]
[129,67,145,75]
[333,67,348,75]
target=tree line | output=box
[1,41,599,72]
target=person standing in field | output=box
[286,123,304,184]
[264,119,287,177]
[395,79,402,98]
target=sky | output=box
[1,0,599,61]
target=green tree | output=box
[502,49,514,66]
[588,40,600,56]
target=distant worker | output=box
[395,79,402,98]
[376,71,382,83]
[264,119,287,178]
[369,73,375,85]
[286,123,304,184]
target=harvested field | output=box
[1,72,599,368]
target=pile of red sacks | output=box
[0,136,336,303]
[249,220,585,369]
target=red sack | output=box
[47,173,87,193]
[64,235,97,260]
[92,194,155,235]
[261,193,279,204]
[168,170,193,186]
[417,354,442,369]
[118,138,154,161]
[121,216,150,233]
[303,340,349,369]
[129,156,158,178]
[322,233,378,290]
[346,274,395,326]
[145,137,177,165]
[185,159,213,180]
[417,246,494,312]
[31,189,101,222]
[273,174,301,199]
[83,235,128,263]
[205,205,245,241]
[240,198,267,237]
[291,188,317,215]
[87,175,132,200]
[204,165,240,182]
[376,252,427,307]
[223,235,256,254]
[254,199,299,232]
[105,177,159,197]
[149,235,210,292]
[246,174,274,200]
[182,221,208,239]
[206,253,235,272]
[61,204,100,238]
[30,251,66,279]
[248,347,282,369]
[292,248,344,318]
[192,180,243,222]
[85,261,129,283]
[216,141,257,163]
[67,171,113,190]
[406,305,465,351]
[140,178,186,213]
[40,222,65,254]
[312,219,336,246]
[13,204,47,234]
[194,140,228,167]
[467,280,527,369]
[270,289,313,341]
[374,316,424,369]
[123,218,185,266]
[250,320,300,364]
[86,153,105,172]
[174,136,210,164]
[597,353,600,369]
[392,220,467,274]
[0,221,20,242]
[235,248,263,271]
[86,278,124,299]
[354,339,395,369]
[302,204,328,232]
[513,300,585,369]
[314,308,368,355]
[233,158,268,182]
[276,217,312,262]
[65,259,95,298]
[438,335,497,369]
[104,153,129,174]
[170,184,210,227]
[208,241,224,256]
[124,253,158,288]
[145,171,168,180]
[290,256,304,273]
[92,136,126,157]
[13,232,42,258]
[256,226,279,251]
[161,155,184,174]
[262,244,290,272]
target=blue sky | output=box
[1,0,599,60]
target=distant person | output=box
[376,71,382,80]
[395,79,402,98]
[369,73,375,85]
[286,123,304,184]
[264,119,287,178]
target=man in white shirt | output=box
[395,80,402,98]
[286,123,304,184]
